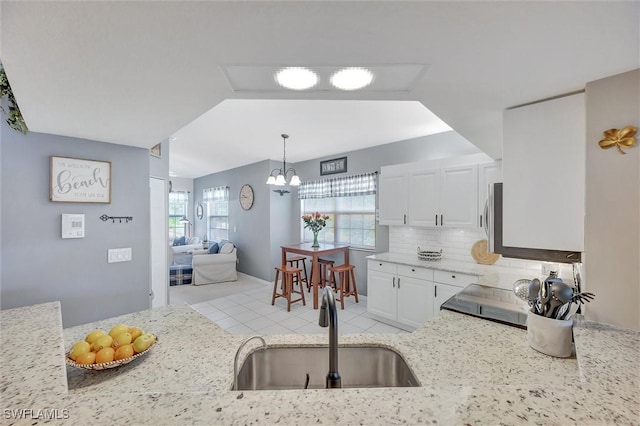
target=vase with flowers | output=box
[302,212,330,248]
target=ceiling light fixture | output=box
[330,67,374,91]
[266,134,301,196]
[275,67,318,90]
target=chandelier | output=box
[266,134,301,195]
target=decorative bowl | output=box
[417,247,442,261]
[66,335,157,370]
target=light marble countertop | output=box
[366,252,545,290]
[1,301,638,425]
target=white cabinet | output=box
[407,169,439,227]
[367,261,434,330]
[478,161,502,229]
[439,164,478,227]
[378,172,407,225]
[380,161,478,228]
[503,93,585,251]
[432,270,478,317]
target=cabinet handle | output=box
[480,214,483,228]
[435,214,438,226]
[441,214,443,226]
[397,278,401,289]
[403,214,406,225]
[392,277,395,288]
[434,285,437,297]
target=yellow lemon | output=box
[114,344,134,360]
[108,324,129,339]
[85,330,106,344]
[91,334,113,352]
[128,327,143,342]
[69,341,91,361]
[75,351,96,365]
[112,332,132,348]
[95,347,115,364]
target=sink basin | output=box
[235,345,420,390]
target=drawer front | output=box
[368,260,397,275]
[397,264,433,281]
[433,270,478,288]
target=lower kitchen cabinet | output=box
[367,260,434,330]
[367,260,479,329]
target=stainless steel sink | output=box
[235,345,420,390]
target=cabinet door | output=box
[433,282,461,317]
[378,172,407,225]
[478,161,502,229]
[407,169,439,227]
[367,270,397,321]
[440,165,478,227]
[503,93,585,251]
[396,276,433,328]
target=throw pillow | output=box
[188,236,201,245]
[208,243,219,254]
[174,236,186,246]
[219,242,234,254]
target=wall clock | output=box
[239,184,254,210]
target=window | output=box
[299,173,377,249]
[204,186,229,242]
[168,191,189,240]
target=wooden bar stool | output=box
[286,255,309,288]
[330,264,359,309]
[309,258,336,291]
[271,265,306,312]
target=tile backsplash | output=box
[388,226,574,280]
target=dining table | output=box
[281,242,350,309]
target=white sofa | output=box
[191,247,238,285]
[169,237,203,266]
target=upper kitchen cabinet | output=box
[503,93,585,252]
[379,155,485,228]
[378,171,408,225]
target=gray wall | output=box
[584,69,639,330]
[194,160,281,281]
[1,123,151,327]
[192,130,479,292]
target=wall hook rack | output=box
[100,214,133,223]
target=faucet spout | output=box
[319,286,341,388]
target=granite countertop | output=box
[1,301,638,425]
[366,252,543,290]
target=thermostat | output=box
[62,214,85,239]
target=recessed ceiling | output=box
[169,99,452,178]
[2,1,638,169]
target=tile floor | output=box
[189,280,407,335]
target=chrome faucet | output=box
[319,286,341,388]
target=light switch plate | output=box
[61,214,85,239]
[108,248,132,263]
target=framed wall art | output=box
[50,156,112,203]
[320,157,347,176]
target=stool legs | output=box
[272,267,306,312]
[331,265,358,309]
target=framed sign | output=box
[320,157,347,176]
[50,156,112,203]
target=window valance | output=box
[298,172,377,199]
[203,186,229,202]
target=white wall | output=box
[584,69,640,331]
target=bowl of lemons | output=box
[66,324,157,370]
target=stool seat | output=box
[272,265,306,311]
[329,264,358,309]
[286,255,306,262]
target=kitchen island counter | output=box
[1,301,637,425]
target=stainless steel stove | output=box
[440,284,530,329]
